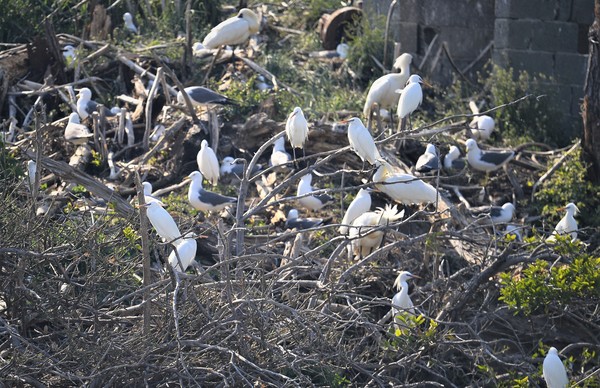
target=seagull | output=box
[186,171,237,212]
[342,117,382,167]
[297,173,333,212]
[339,188,371,235]
[141,181,161,204]
[443,145,466,172]
[270,136,291,167]
[349,204,404,258]
[363,53,413,120]
[197,139,220,186]
[285,209,324,230]
[547,203,579,242]
[471,202,516,225]
[396,74,428,131]
[123,12,138,34]
[392,271,419,329]
[415,143,440,173]
[168,232,198,273]
[76,88,115,120]
[142,200,182,243]
[373,161,439,205]
[177,86,237,108]
[64,112,93,145]
[220,156,262,178]
[469,100,495,141]
[202,8,261,49]
[465,139,514,173]
[285,107,309,161]
[543,347,569,388]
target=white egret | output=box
[142,201,182,243]
[168,232,198,273]
[547,203,579,242]
[373,161,438,205]
[76,88,115,120]
[415,143,440,173]
[342,117,382,167]
[396,74,428,131]
[197,139,220,186]
[391,271,419,329]
[186,171,237,212]
[339,188,371,235]
[443,145,466,172]
[363,53,413,120]
[177,86,237,108]
[285,209,324,230]
[26,160,37,189]
[297,173,333,212]
[465,139,514,173]
[472,202,516,225]
[285,107,309,161]
[123,12,138,34]
[202,8,260,49]
[349,204,404,258]
[270,136,291,167]
[220,156,262,178]
[468,100,495,141]
[141,181,161,204]
[64,113,93,145]
[543,347,569,388]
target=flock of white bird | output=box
[20,8,579,386]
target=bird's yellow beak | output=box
[557,206,566,212]
[421,79,432,88]
[410,274,421,279]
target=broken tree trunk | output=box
[582,0,600,184]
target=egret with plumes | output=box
[392,271,419,329]
[64,113,93,145]
[297,173,333,212]
[415,143,440,173]
[186,171,237,212]
[472,202,516,225]
[27,160,37,189]
[142,201,182,243]
[286,107,309,162]
[220,156,262,178]
[270,136,291,167]
[76,88,115,120]
[177,86,237,108]
[547,203,579,242]
[202,8,260,49]
[339,188,371,235]
[285,209,324,230]
[123,12,138,34]
[342,117,382,167]
[468,101,495,141]
[543,347,569,388]
[348,204,404,258]
[396,74,428,131]
[443,145,466,172]
[373,161,439,205]
[363,53,413,120]
[168,232,198,273]
[465,139,514,173]
[197,139,220,186]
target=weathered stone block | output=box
[493,49,555,77]
[571,85,584,117]
[531,21,579,52]
[394,22,419,54]
[571,0,594,24]
[495,0,559,20]
[442,27,494,59]
[555,52,588,84]
[494,19,536,50]
[417,0,494,29]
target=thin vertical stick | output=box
[135,172,152,336]
[144,67,163,150]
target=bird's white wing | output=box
[350,127,380,164]
[202,17,249,48]
[363,76,393,115]
[339,194,371,234]
[168,239,197,272]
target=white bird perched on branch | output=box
[141,182,161,204]
[373,161,439,206]
[443,145,466,172]
[286,107,309,162]
[141,201,182,243]
[341,117,382,168]
[197,139,220,186]
[543,347,569,388]
[202,8,260,49]
[220,156,262,178]
[465,139,514,173]
[415,143,440,174]
[468,100,495,141]
[547,203,579,243]
[363,53,413,120]
[285,209,324,230]
[270,136,291,168]
[123,12,138,34]
[471,202,516,225]
[391,271,420,329]
[177,86,237,108]
[396,74,429,132]
[186,171,237,213]
[168,232,198,273]
[297,173,333,212]
[76,88,115,120]
[64,112,93,145]
[348,204,404,258]
[339,188,371,235]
